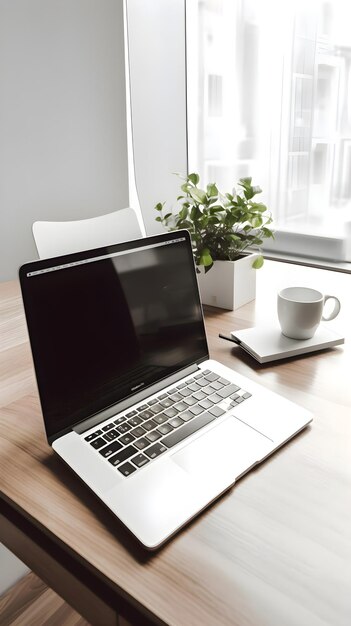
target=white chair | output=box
[32,208,144,259]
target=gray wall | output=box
[0,0,129,281]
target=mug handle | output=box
[322,295,341,321]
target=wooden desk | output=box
[1,262,350,626]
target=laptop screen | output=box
[20,231,208,441]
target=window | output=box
[186,0,351,265]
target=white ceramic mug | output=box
[277,286,341,340]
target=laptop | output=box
[19,230,312,549]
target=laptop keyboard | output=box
[84,369,251,477]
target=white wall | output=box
[0,0,129,281]
[0,545,29,595]
[125,0,188,235]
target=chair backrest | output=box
[32,208,143,259]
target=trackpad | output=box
[172,415,273,483]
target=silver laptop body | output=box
[20,230,312,549]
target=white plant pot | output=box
[197,254,258,310]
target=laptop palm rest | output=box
[103,416,272,549]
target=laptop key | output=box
[103,429,119,442]
[144,443,167,459]
[196,379,209,388]
[208,405,226,417]
[178,387,192,397]
[218,377,231,385]
[163,407,178,418]
[128,416,143,427]
[157,423,173,435]
[85,429,103,442]
[108,445,138,466]
[118,462,137,477]
[174,401,188,412]
[131,453,150,468]
[134,437,149,450]
[102,423,115,432]
[117,423,132,435]
[209,381,224,391]
[153,413,168,425]
[137,404,148,411]
[114,416,127,426]
[187,383,201,392]
[131,426,146,438]
[202,386,214,396]
[90,437,107,450]
[178,410,194,422]
[149,403,164,416]
[183,396,197,406]
[119,433,135,445]
[145,430,162,443]
[204,372,219,382]
[126,410,138,418]
[99,440,123,458]
[218,383,241,398]
[198,398,214,409]
[169,392,183,402]
[143,419,157,432]
[160,397,175,408]
[139,409,153,420]
[162,412,216,448]
[193,390,206,401]
[188,404,204,416]
[208,393,222,404]
[242,392,252,399]
[169,416,184,428]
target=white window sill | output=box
[261,227,351,271]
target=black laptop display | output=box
[20,231,208,443]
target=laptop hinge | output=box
[73,363,200,435]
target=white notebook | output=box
[230,324,345,364]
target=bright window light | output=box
[186,0,351,263]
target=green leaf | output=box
[189,187,207,204]
[181,182,191,194]
[155,216,162,222]
[188,172,200,185]
[251,216,263,228]
[155,202,164,211]
[164,212,172,220]
[199,247,213,267]
[252,255,264,269]
[207,183,218,197]
[179,206,188,220]
[262,227,274,238]
[238,177,252,187]
[190,205,201,221]
[250,202,267,213]
[244,188,254,200]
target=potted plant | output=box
[155,173,274,310]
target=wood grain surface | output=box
[0,571,89,626]
[1,262,350,626]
